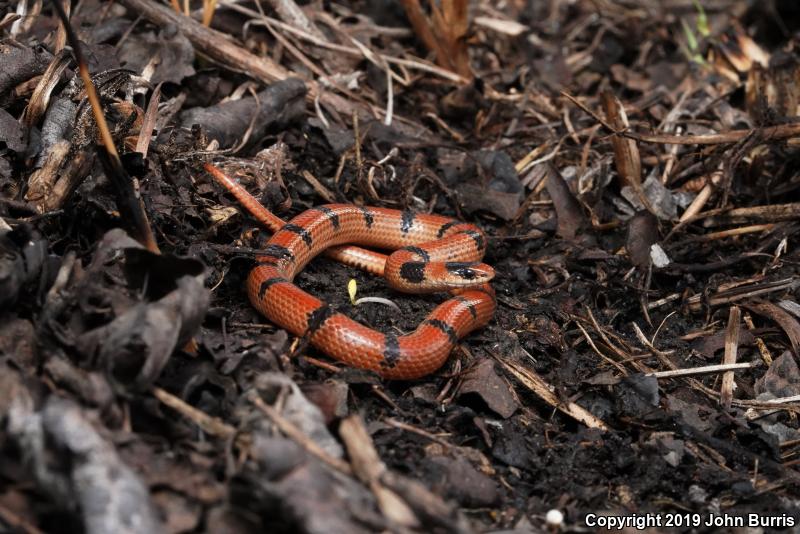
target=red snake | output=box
[206,164,496,379]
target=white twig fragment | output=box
[647,362,754,379]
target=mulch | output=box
[2,1,800,532]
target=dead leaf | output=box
[545,163,586,239]
[118,28,196,84]
[0,107,26,153]
[755,351,800,399]
[626,211,659,268]
[459,359,519,419]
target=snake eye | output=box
[456,268,477,280]
[445,262,478,280]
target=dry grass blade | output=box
[431,0,470,77]
[135,83,161,158]
[720,306,741,410]
[201,0,218,27]
[601,90,653,215]
[679,223,776,243]
[21,49,71,128]
[400,0,471,77]
[744,301,800,356]
[51,0,69,52]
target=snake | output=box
[205,163,496,379]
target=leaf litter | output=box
[1,0,800,532]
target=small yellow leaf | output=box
[348,279,358,305]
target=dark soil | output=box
[2,1,800,533]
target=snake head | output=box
[444,262,495,284]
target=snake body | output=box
[206,164,496,379]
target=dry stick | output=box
[678,169,723,223]
[602,91,653,215]
[153,387,235,439]
[647,362,753,379]
[248,392,353,475]
[492,351,610,431]
[0,504,44,534]
[679,223,776,243]
[399,0,449,69]
[631,322,674,361]
[201,0,217,26]
[339,416,419,527]
[744,313,774,366]
[684,277,798,312]
[720,306,742,409]
[630,122,800,145]
[301,170,336,203]
[50,0,160,253]
[117,0,290,83]
[701,203,800,227]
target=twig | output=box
[678,169,722,223]
[700,203,800,227]
[628,122,800,145]
[339,416,419,527]
[248,392,352,474]
[300,170,336,202]
[678,224,776,243]
[646,362,753,379]
[384,418,455,449]
[0,504,44,534]
[153,387,235,438]
[683,277,799,311]
[575,322,628,375]
[492,351,610,431]
[117,0,290,83]
[720,306,741,409]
